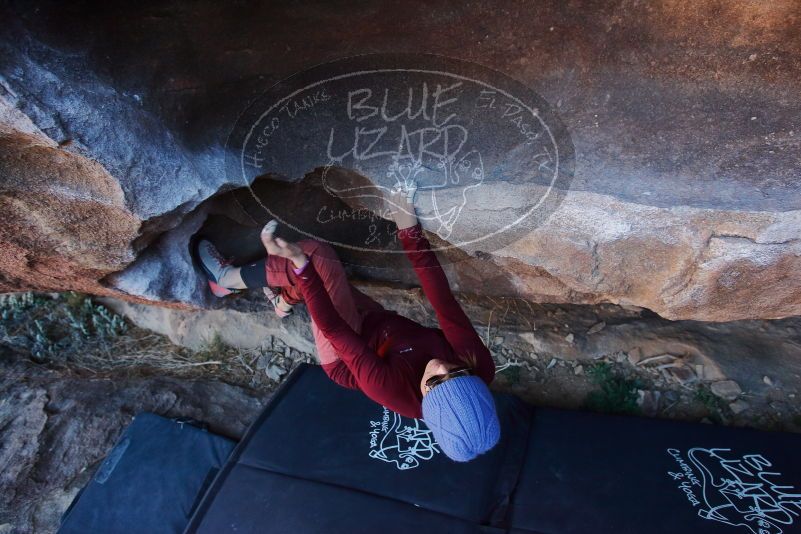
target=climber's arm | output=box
[321,359,359,390]
[397,225,495,384]
[385,186,494,384]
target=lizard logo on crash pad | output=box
[665,447,800,533]
[368,406,440,470]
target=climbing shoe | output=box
[195,239,241,298]
[264,287,294,318]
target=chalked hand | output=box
[260,220,307,269]
[385,181,418,230]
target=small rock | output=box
[659,369,672,383]
[763,375,774,387]
[729,400,750,415]
[626,347,642,365]
[770,401,787,412]
[493,336,504,346]
[255,354,270,370]
[615,352,628,363]
[565,333,575,343]
[695,364,705,380]
[574,364,584,376]
[546,358,557,369]
[710,380,742,401]
[637,353,677,367]
[636,390,661,415]
[662,391,680,404]
[700,418,713,425]
[265,364,287,381]
[665,365,697,386]
[587,321,606,335]
[789,393,796,399]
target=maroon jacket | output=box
[296,224,495,418]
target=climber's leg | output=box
[237,258,294,316]
[266,240,379,365]
[239,259,267,288]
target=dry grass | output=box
[0,292,311,389]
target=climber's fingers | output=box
[384,181,418,230]
[260,221,297,259]
[404,180,417,204]
[274,237,303,259]
[386,180,417,213]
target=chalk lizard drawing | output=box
[323,117,485,240]
[368,408,440,470]
[686,447,801,533]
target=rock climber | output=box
[195,184,500,462]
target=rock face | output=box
[103,284,801,402]
[0,98,141,297]
[0,1,799,321]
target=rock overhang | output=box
[0,1,798,321]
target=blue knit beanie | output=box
[422,375,501,462]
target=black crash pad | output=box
[186,363,531,533]
[187,364,801,534]
[58,413,235,534]
[511,408,801,534]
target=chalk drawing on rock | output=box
[226,53,575,266]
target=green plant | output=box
[694,385,727,417]
[584,362,642,415]
[1,292,46,321]
[0,291,128,363]
[64,291,89,312]
[0,293,309,385]
[196,332,227,360]
[64,297,127,340]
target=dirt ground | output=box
[2,292,801,533]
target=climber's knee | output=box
[298,239,337,261]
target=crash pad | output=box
[58,413,235,534]
[186,364,801,533]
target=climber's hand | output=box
[260,221,307,269]
[384,181,418,230]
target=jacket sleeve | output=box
[397,224,495,384]
[295,262,408,399]
[321,360,359,390]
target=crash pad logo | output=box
[226,53,574,267]
[368,407,439,470]
[665,447,800,533]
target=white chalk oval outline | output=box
[238,61,564,254]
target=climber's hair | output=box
[455,351,478,370]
